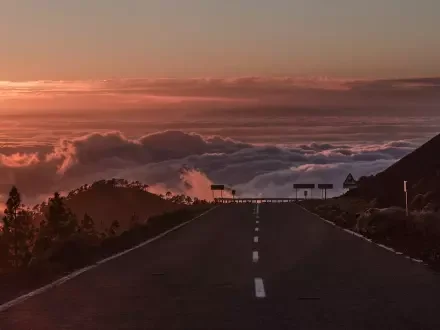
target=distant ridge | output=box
[347,134,440,208]
[35,179,181,232]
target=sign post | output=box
[404,181,408,216]
[211,184,225,202]
[343,173,357,190]
[293,184,315,201]
[318,184,333,200]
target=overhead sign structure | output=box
[293,184,315,189]
[211,184,225,191]
[293,183,315,200]
[318,184,333,189]
[211,184,225,200]
[318,184,333,200]
[343,173,357,189]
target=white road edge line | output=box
[254,236,259,243]
[254,278,266,298]
[0,205,220,313]
[296,203,427,265]
[252,251,259,263]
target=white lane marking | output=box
[343,228,372,242]
[256,220,259,224]
[296,204,428,266]
[376,243,397,253]
[254,236,259,243]
[254,278,266,298]
[253,251,259,262]
[0,206,220,313]
[255,227,259,232]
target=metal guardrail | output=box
[214,198,301,204]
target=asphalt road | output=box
[1,203,440,329]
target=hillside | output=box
[35,179,182,232]
[346,133,440,209]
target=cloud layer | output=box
[1,76,439,111]
[0,130,418,206]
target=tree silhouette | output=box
[171,194,185,204]
[166,191,172,199]
[45,192,78,241]
[2,186,35,267]
[130,213,140,228]
[107,220,120,237]
[80,213,97,237]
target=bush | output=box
[412,210,440,238]
[48,236,99,271]
[356,207,409,238]
[410,194,424,210]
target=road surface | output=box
[1,203,440,329]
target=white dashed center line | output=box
[254,236,259,243]
[254,278,266,298]
[252,251,259,262]
[255,227,259,232]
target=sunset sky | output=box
[1,1,440,204]
[2,0,440,81]
[1,1,439,111]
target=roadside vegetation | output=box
[0,180,212,303]
[300,196,440,270]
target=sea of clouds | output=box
[0,129,423,208]
[1,75,439,211]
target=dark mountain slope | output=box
[347,134,440,208]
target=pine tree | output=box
[45,192,78,241]
[80,213,97,237]
[2,186,35,267]
[107,220,120,237]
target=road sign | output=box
[211,184,225,191]
[293,184,315,189]
[318,184,333,189]
[343,173,357,189]
[318,184,333,200]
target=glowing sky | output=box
[1,0,439,81]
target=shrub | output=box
[356,207,409,238]
[410,194,424,210]
[412,210,440,238]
